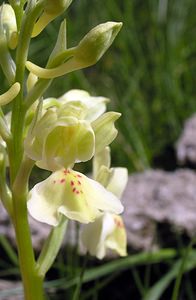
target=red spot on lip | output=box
[64,169,70,175]
[78,180,81,185]
[71,180,74,186]
[76,191,80,194]
[60,179,65,183]
[77,174,82,178]
[114,218,124,228]
[72,188,76,193]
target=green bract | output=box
[24,90,120,171]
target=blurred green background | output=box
[26,0,196,172]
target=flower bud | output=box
[75,22,122,67]
[0,4,18,49]
[26,22,122,78]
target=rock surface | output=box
[176,113,196,164]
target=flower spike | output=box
[0,82,20,106]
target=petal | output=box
[81,213,114,259]
[59,89,108,122]
[24,110,56,161]
[83,177,124,215]
[40,118,95,171]
[92,112,121,153]
[107,168,128,198]
[95,165,112,188]
[105,215,127,257]
[93,146,111,179]
[28,169,123,225]
[81,213,127,259]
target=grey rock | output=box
[122,169,196,249]
[176,114,196,164]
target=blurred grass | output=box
[26,0,196,171]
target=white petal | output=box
[107,168,128,198]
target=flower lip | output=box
[27,169,124,226]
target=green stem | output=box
[10,0,45,183]
[12,156,45,299]
[25,78,52,110]
[37,217,68,278]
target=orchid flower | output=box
[81,213,127,259]
[27,168,124,226]
[81,147,128,259]
[24,90,120,171]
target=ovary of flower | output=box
[81,213,127,259]
[27,169,124,226]
[0,82,20,106]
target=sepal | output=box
[92,112,121,154]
